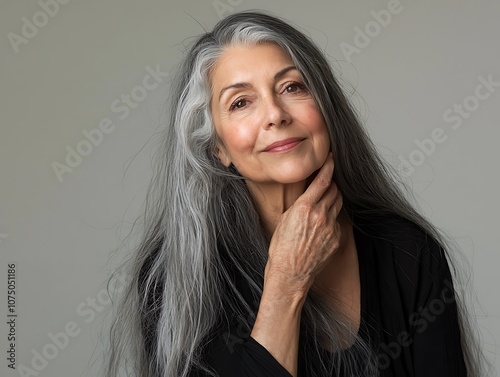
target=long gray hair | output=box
[106,11,486,377]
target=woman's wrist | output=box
[262,267,310,309]
[252,274,305,377]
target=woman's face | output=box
[210,42,331,185]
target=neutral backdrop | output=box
[1,0,498,376]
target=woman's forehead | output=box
[210,43,294,84]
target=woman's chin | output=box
[268,171,319,187]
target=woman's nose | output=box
[263,97,291,129]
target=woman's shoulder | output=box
[355,212,457,335]
[354,212,445,259]
[355,212,451,295]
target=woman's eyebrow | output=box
[274,65,298,81]
[218,82,252,101]
[218,65,298,101]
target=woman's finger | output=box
[301,153,334,204]
[318,180,339,210]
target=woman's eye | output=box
[285,82,306,93]
[229,98,247,111]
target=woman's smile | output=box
[262,137,305,153]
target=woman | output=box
[107,11,485,377]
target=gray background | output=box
[1,0,498,376]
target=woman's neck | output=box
[246,179,308,236]
[246,176,350,243]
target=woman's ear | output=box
[213,144,232,168]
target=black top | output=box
[142,214,468,376]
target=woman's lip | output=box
[263,137,304,152]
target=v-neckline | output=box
[319,222,369,354]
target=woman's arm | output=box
[381,221,469,376]
[410,240,468,376]
[249,270,307,376]
[249,153,344,376]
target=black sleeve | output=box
[196,326,293,377]
[407,234,468,376]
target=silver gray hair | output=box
[106,10,487,377]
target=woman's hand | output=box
[250,153,343,376]
[265,152,343,298]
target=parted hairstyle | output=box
[106,10,486,377]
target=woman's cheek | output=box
[227,122,258,152]
[303,106,325,131]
